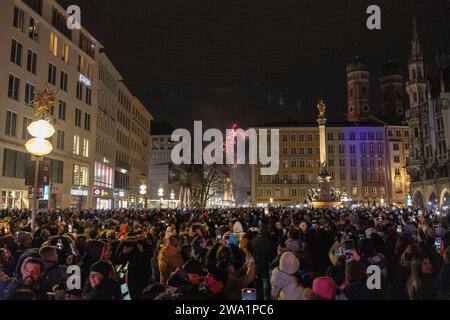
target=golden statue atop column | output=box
[317,99,326,119]
[310,99,342,208]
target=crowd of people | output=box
[0,205,449,300]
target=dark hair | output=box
[358,238,376,258]
[22,257,44,272]
[181,244,193,262]
[141,283,165,300]
[345,260,366,283]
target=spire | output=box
[410,18,423,62]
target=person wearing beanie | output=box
[84,261,121,300]
[270,252,304,300]
[116,229,152,300]
[304,276,337,300]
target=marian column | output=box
[317,100,327,168]
[310,100,339,207]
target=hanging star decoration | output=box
[29,84,58,118]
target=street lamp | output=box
[170,191,175,209]
[26,85,57,235]
[158,188,164,208]
[139,184,147,208]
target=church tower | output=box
[346,57,370,122]
[380,60,404,117]
[405,19,428,162]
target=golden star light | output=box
[29,84,58,118]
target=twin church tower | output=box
[344,21,426,122]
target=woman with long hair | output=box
[406,254,436,300]
[394,244,421,299]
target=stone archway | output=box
[428,192,438,206]
[441,188,450,206]
[413,190,425,209]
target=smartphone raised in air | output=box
[242,288,257,300]
[344,240,354,256]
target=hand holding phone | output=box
[344,240,354,256]
[242,288,257,300]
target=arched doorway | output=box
[441,189,450,207]
[414,191,424,209]
[428,192,438,206]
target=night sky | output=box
[57,0,450,132]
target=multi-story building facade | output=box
[0,0,101,209]
[251,54,410,207]
[251,122,410,207]
[149,123,190,208]
[405,21,450,208]
[129,97,152,208]
[93,52,119,209]
[0,0,153,209]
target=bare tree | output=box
[190,164,227,208]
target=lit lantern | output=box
[25,138,53,156]
[27,119,55,139]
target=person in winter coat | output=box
[394,244,421,299]
[270,252,304,300]
[436,246,450,299]
[2,255,50,300]
[224,245,256,300]
[406,254,437,300]
[116,230,152,300]
[39,245,67,289]
[342,260,372,300]
[249,224,277,300]
[84,261,121,300]
[78,240,105,282]
[157,235,183,285]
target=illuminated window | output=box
[82,138,89,157]
[50,32,58,56]
[62,43,69,63]
[73,164,89,186]
[73,135,80,155]
[87,63,93,79]
[94,162,113,188]
[371,187,377,196]
[352,187,358,196]
[363,187,369,196]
